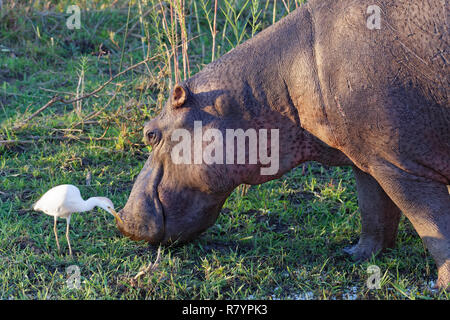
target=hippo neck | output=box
[188,5,334,143]
[188,8,313,124]
[187,6,346,173]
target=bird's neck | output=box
[80,197,103,212]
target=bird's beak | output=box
[110,208,124,225]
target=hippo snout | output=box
[117,200,165,244]
[117,152,232,245]
[116,155,166,244]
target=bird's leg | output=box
[66,215,72,256]
[53,216,61,254]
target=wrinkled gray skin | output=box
[118,0,449,288]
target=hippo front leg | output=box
[344,167,401,260]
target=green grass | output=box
[0,0,448,300]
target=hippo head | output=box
[117,75,307,244]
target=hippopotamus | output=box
[117,0,449,288]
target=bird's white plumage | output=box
[34,184,84,217]
[33,184,121,256]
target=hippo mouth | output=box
[116,151,232,245]
[116,155,166,244]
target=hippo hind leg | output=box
[344,167,401,260]
[370,162,450,289]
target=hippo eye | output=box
[144,128,161,146]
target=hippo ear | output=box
[172,84,187,108]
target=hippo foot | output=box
[435,279,449,291]
[435,264,450,291]
[343,239,383,261]
[435,280,449,291]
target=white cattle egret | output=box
[33,184,123,256]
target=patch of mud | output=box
[15,236,43,254]
[279,190,315,205]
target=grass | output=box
[0,0,448,300]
